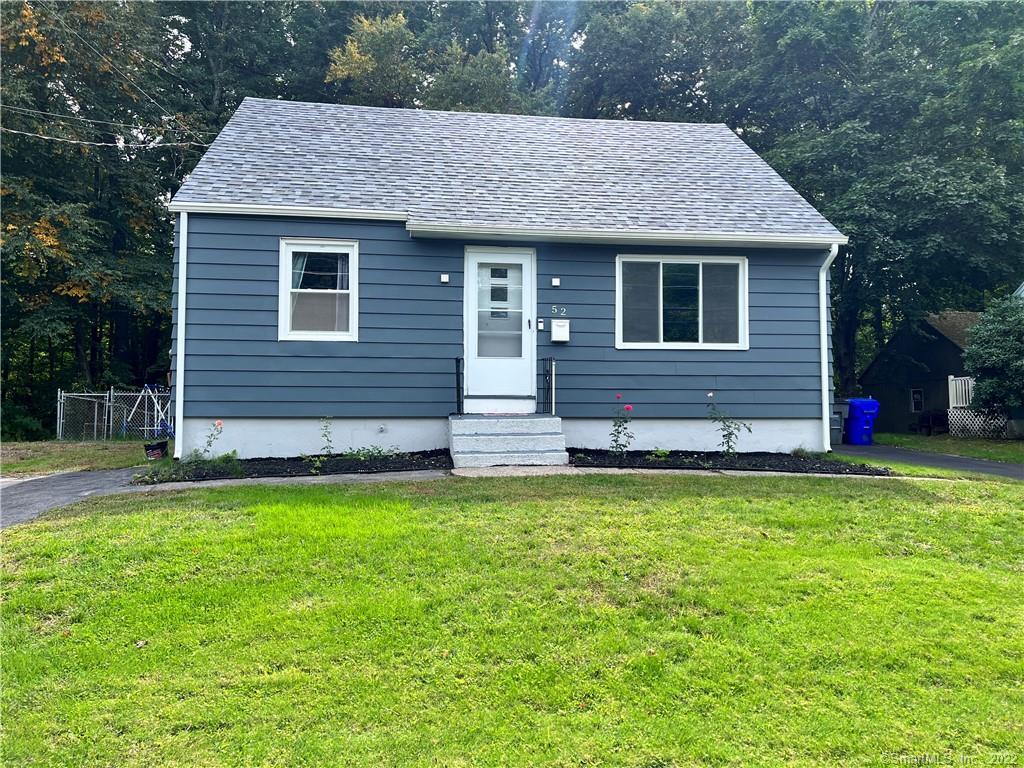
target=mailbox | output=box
[551,318,570,343]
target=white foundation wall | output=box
[179,417,449,459]
[562,418,826,453]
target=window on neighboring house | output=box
[278,239,358,341]
[910,388,924,413]
[616,255,748,349]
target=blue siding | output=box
[171,214,832,419]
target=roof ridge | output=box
[237,96,731,130]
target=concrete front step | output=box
[449,415,564,436]
[451,432,566,453]
[451,450,569,468]
[448,414,569,468]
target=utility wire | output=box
[38,2,210,147]
[1,126,207,148]
[2,105,218,135]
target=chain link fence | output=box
[57,388,173,441]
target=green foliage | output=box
[340,444,400,461]
[0,403,48,441]
[136,450,242,484]
[963,297,1024,414]
[707,394,752,456]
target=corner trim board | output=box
[819,243,839,453]
[173,211,188,459]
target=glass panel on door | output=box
[477,263,523,358]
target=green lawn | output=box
[874,432,1024,464]
[1,440,156,476]
[3,476,1022,766]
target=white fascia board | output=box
[406,222,848,249]
[166,200,409,221]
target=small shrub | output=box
[135,450,242,484]
[646,447,671,462]
[706,392,751,456]
[342,445,400,461]
[609,393,635,456]
[1,402,49,441]
[304,417,335,475]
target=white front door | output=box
[464,247,536,413]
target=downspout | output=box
[818,243,839,452]
[173,211,188,459]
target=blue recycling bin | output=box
[845,397,880,445]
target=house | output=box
[167,98,848,466]
[859,311,980,434]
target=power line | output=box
[3,104,218,135]
[38,2,210,147]
[1,126,207,148]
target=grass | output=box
[873,432,1024,464]
[0,440,160,476]
[3,475,1023,766]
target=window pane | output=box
[291,291,350,332]
[478,263,522,311]
[477,262,523,357]
[622,261,660,343]
[702,263,739,343]
[293,251,348,290]
[478,310,522,357]
[662,263,699,342]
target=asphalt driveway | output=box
[1,468,142,529]
[836,444,1023,481]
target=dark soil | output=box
[134,449,453,484]
[569,448,891,476]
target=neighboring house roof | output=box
[923,311,980,350]
[170,98,847,247]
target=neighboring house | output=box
[859,311,980,434]
[168,98,847,465]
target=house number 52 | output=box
[550,305,568,316]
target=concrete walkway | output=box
[835,444,1023,481]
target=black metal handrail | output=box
[454,357,464,415]
[539,357,557,415]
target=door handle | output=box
[527,318,531,330]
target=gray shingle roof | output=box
[172,98,846,243]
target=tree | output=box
[963,297,1024,415]
[325,12,422,107]
[424,43,552,114]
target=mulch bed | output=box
[134,449,453,484]
[569,448,891,476]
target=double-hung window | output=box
[278,239,358,341]
[616,255,748,349]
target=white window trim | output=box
[615,254,749,350]
[278,238,359,342]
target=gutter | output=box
[408,222,849,249]
[173,212,188,459]
[819,243,840,452]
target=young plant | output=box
[706,392,751,456]
[305,417,335,475]
[609,393,635,457]
[647,447,671,462]
[188,419,224,461]
[342,445,400,461]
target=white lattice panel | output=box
[948,408,1008,438]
